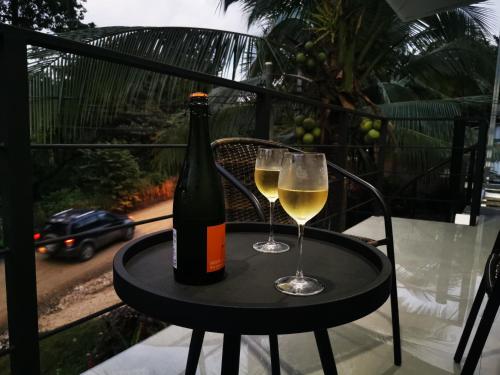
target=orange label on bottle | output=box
[207,223,225,272]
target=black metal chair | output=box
[211,137,402,370]
[454,230,500,374]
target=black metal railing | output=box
[386,117,486,223]
[0,23,489,374]
[0,24,385,375]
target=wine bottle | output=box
[172,92,226,284]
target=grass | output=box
[0,306,168,375]
[0,318,106,375]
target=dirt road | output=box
[0,200,173,331]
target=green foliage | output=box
[210,103,256,139]
[93,306,167,360]
[39,318,106,374]
[0,317,105,375]
[0,354,8,374]
[379,100,461,173]
[35,188,98,223]
[78,148,141,211]
[33,147,143,221]
[151,111,189,178]
[221,0,315,27]
[28,27,260,144]
[220,0,496,110]
[0,0,93,32]
[150,104,256,177]
[34,146,142,217]
[0,308,168,375]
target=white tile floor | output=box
[83,214,500,374]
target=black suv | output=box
[35,209,134,261]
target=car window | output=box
[98,212,117,224]
[72,215,100,233]
[44,222,68,235]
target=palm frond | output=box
[378,99,480,174]
[210,103,256,139]
[220,0,314,27]
[454,4,495,37]
[405,37,496,96]
[150,112,189,177]
[209,77,261,109]
[28,26,263,143]
[151,103,256,176]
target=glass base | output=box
[274,275,324,296]
[253,240,290,253]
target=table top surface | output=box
[113,222,392,334]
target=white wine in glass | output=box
[254,168,280,200]
[277,188,328,224]
[253,148,290,253]
[275,152,328,296]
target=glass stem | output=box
[268,200,275,243]
[295,224,305,280]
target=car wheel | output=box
[124,227,134,240]
[79,243,95,261]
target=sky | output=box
[84,0,263,35]
[84,0,500,37]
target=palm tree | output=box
[220,0,495,174]
[27,4,496,179]
[220,0,495,110]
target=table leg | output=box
[269,334,281,375]
[186,330,205,375]
[221,334,241,375]
[314,329,338,375]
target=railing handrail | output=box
[392,145,476,198]
[34,214,173,247]
[385,117,485,122]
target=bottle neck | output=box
[187,106,211,156]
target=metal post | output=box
[465,147,477,205]
[485,30,500,171]
[255,93,272,139]
[264,61,273,89]
[0,30,41,374]
[376,118,388,190]
[470,120,489,226]
[330,112,349,231]
[449,118,466,221]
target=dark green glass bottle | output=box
[173,92,226,284]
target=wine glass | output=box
[275,152,328,296]
[253,148,290,253]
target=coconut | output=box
[302,133,314,144]
[303,117,316,131]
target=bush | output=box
[78,148,141,211]
[32,143,180,223]
[34,188,103,227]
[130,177,177,209]
[0,306,167,374]
[92,306,167,362]
[38,188,95,215]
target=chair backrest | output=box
[211,138,294,223]
[485,230,500,295]
[211,136,393,234]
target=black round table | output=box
[114,222,392,375]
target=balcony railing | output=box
[0,23,489,374]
